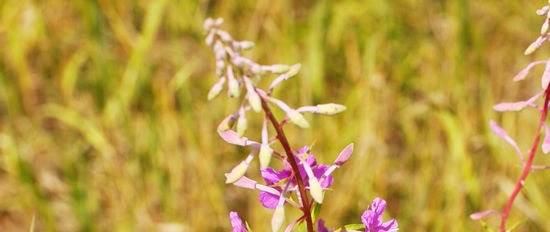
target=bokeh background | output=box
[2,0,550,231]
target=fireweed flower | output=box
[316,219,332,232]
[229,211,248,232]
[258,146,333,209]
[362,198,398,232]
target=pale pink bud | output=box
[542,18,549,35]
[259,144,273,168]
[525,36,548,55]
[208,77,226,100]
[205,30,215,46]
[237,114,247,136]
[227,66,240,98]
[226,161,249,184]
[233,41,255,50]
[286,64,301,78]
[271,204,285,232]
[244,77,261,112]
[316,103,346,115]
[217,30,233,42]
[288,110,310,128]
[265,64,290,74]
[334,143,354,166]
[251,64,265,76]
[308,178,324,204]
[203,18,215,31]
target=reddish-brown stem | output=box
[259,93,314,232]
[500,81,550,231]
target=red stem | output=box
[500,81,550,231]
[259,92,314,232]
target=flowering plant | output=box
[472,3,550,231]
[203,18,398,232]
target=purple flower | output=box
[258,146,333,209]
[317,219,332,232]
[361,198,398,232]
[229,211,248,232]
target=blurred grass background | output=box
[1,0,550,231]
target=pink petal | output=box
[470,209,499,220]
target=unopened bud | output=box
[226,161,249,184]
[251,64,265,76]
[272,205,285,232]
[317,103,346,115]
[288,110,310,128]
[236,115,247,136]
[525,38,543,55]
[542,19,549,35]
[309,178,324,203]
[269,64,290,74]
[334,143,354,166]
[248,89,262,112]
[207,77,226,100]
[259,144,273,168]
[234,41,255,50]
[203,18,215,31]
[286,64,301,78]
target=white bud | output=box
[271,205,285,232]
[248,90,262,112]
[207,77,226,100]
[225,161,249,184]
[316,103,346,115]
[308,178,324,204]
[288,110,309,128]
[259,144,273,168]
[237,115,247,136]
[542,19,549,35]
[268,64,290,74]
[286,64,301,78]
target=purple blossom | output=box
[317,219,332,232]
[258,146,333,209]
[361,198,398,232]
[229,211,248,232]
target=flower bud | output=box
[226,161,249,184]
[227,66,240,98]
[234,41,255,50]
[268,64,290,74]
[203,18,215,31]
[316,103,346,115]
[542,18,549,35]
[248,90,261,112]
[237,115,247,136]
[288,110,310,128]
[207,77,226,100]
[251,64,265,76]
[259,144,273,168]
[286,63,301,78]
[334,143,354,166]
[309,178,324,204]
[272,205,285,232]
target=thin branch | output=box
[500,81,550,231]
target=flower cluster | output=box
[472,3,550,231]
[204,17,398,232]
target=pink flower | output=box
[229,211,248,232]
[361,198,398,232]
